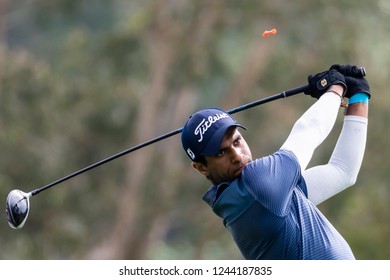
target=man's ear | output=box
[192,162,209,177]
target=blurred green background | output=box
[0,0,389,259]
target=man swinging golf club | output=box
[181,64,370,260]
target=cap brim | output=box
[200,124,246,157]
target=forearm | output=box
[281,86,343,171]
[303,115,368,205]
[304,92,369,205]
[345,100,368,118]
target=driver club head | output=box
[6,189,31,229]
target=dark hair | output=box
[194,155,208,166]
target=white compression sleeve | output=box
[303,115,368,205]
[281,92,342,171]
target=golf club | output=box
[5,67,366,229]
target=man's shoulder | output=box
[246,149,298,171]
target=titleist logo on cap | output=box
[194,113,229,142]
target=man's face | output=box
[193,127,252,185]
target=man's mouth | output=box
[234,162,248,176]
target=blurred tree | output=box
[0,0,389,260]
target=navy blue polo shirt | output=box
[203,149,355,260]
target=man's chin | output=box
[232,167,245,179]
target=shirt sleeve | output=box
[242,149,306,216]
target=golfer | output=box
[181,65,370,259]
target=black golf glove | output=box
[343,76,371,99]
[329,64,370,98]
[330,64,366,78]
[305,69,347,99]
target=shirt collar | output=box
[202,182,230,207]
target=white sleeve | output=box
[281,92,342,171]
[303,115,368,205]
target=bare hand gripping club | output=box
[5,67,366,229]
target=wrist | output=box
[327,84,345,98]
[348,93,369,105]
[345,101,368,118]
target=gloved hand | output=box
[344,76,371,99]
[329,64,370,98]
[305,69,347,99]
[329,64,366,78]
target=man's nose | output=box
[230,147,242,162]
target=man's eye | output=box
[217,150,226,157]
